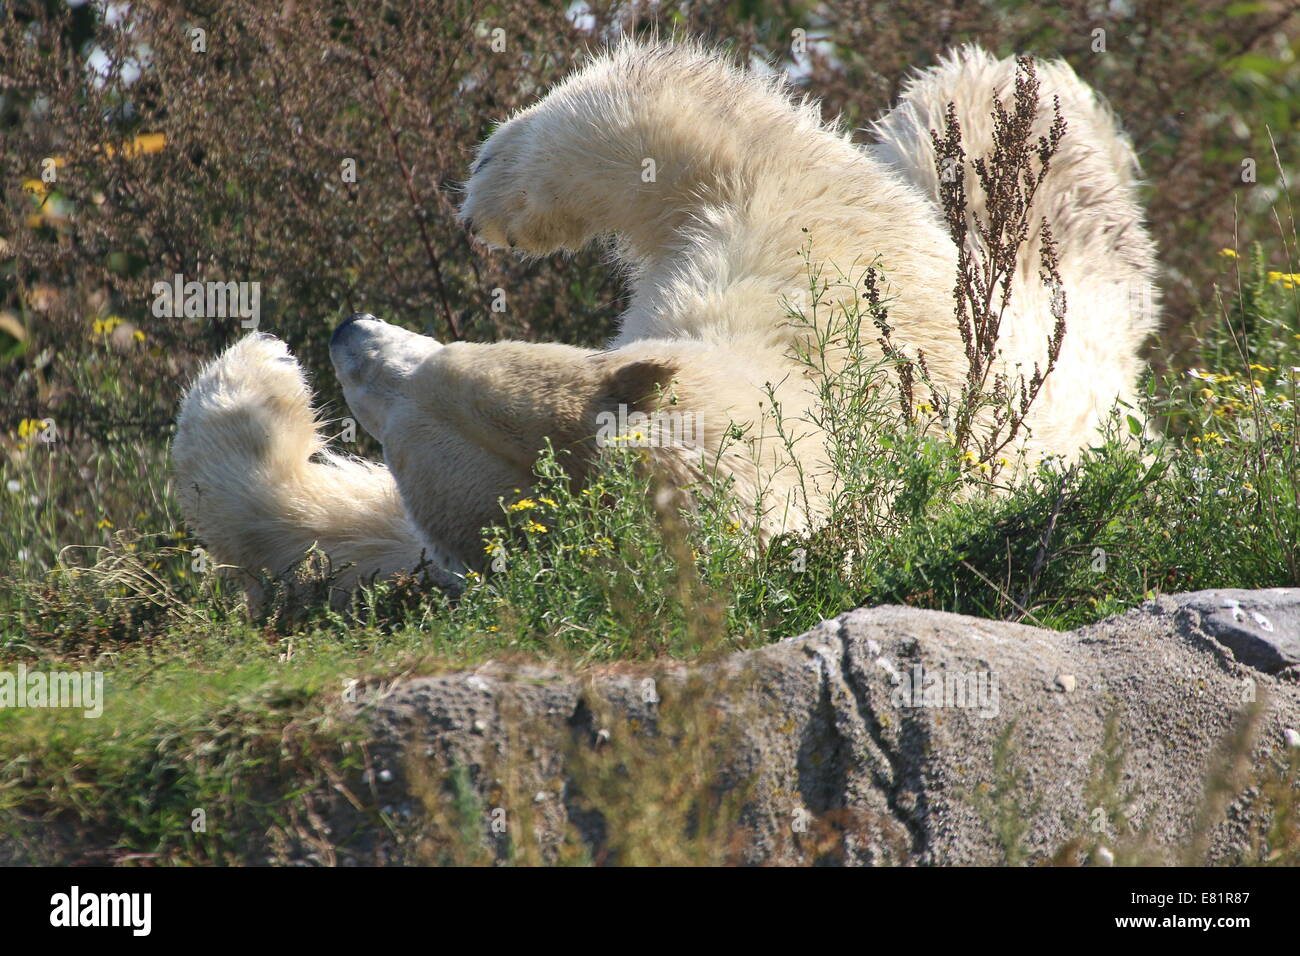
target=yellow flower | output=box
[508,498,537,512]
[523,520,547,534]
[97,518,113,530]
[1218,248,1238,258]
[91,315,125,336]
[132,329,146,342]
[16,418,43,440]
[538,496,558,508]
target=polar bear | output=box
[171,41,1157,600]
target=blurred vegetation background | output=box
[1,0,1298,581]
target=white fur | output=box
[173,41,1158,596]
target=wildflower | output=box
[537,496,558,508]
[17,418,44,441]
[523,520,547,534]
[91,316,125,337]
[1218,248,1238,258]
[97,518,113,530]
[508,498,537,512]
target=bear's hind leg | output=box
[173,333,461,606]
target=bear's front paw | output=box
[459,114,595,255]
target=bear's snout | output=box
[330,313,444,444]
[330,313,441,380]
[330,311,379,349]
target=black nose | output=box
[331,312,377,347]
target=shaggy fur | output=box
[172,41,1158,596]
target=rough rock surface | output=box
[347,590,1300,865]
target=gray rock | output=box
[338,593,1300,866]
[1163,587,1300,674]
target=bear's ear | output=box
[603,359,678,412]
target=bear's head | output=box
[330,313,678,569]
